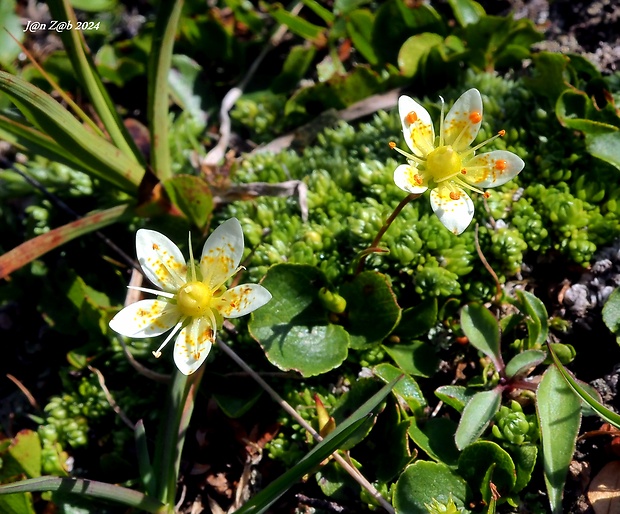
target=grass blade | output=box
[234,376,400,514]
[0,204,132,279]
[148,0,184,181]
[0,476,166,513]
[46,0,144,164]
[0,72,144,192]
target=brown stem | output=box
[355,193,420,275]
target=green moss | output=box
[222,70,620,305]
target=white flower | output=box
[391,88,525,235]
[109,218,271,375]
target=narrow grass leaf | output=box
[0,72,144,192]
[235,377,401,514]
[0,204,132,279]
[148,0,184,181]
[0,477,166,513]
[549,345,620,428]
[46,0,143,163]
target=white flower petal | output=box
[430,185,474,235]
[200,218,244,290]
[398,95,435,157]
[216,284,272,319]
[443,88,483,152]
[109,299,180,338]
[136,229,187,293]
[393,164,429,194]
[173,317,214,375]
[462,150,525,188]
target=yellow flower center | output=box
[177,281,213,317]
[425,145,462,183]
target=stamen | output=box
[127,286,175,299]
[461,130,505,159]
[389,141,396,149]
[152,319,185,358]
[439,96,445,147]
[390,144,425,164]
[494,159,508,171]
[188,233,197,282]
[405,111,417,124]
[454,175,485,195]
[449,191,461,201]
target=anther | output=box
[498,129,506,137]
[389,141,396,149]
[406,111,418,124]
[413,174,424,185]
[449,191,461,201]
[484,192,490,198]
[461,169,467,174]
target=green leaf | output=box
[512,444,538,493]
[536,365,582,514]
[0,72,143,192]
[147,0,184,180]
[434,385,477,413]
[272,45,317,93]
[162,175,213,230]
[515,290,549,348]
[548,345,620,429]
[398,32,444,77]
[395,299,438,339]
[0,430,41,481]
[455,388,502,450]
[458,441,516,499]
[0,492,35,514]
[249,264,349,376]
[504,350,547,379]
[586,130,620,171]
[382,340,439,378]
[603,288,620,343]
[0,204,132,279]
[301,0,335,24]
[334,0,371,15]
[0,477,165,513]
[267,3,326,42]
[393,461,470,514]
[346,9,378,65]
[169,55,208,128]
[447,0,485,26]
[373,363,427,416]
[460,303,502,370]
[236,376,400,514]
[0,0,23,68]
[69,0,117,11]
[408,417,460,466]
[340,271,401,349]
[134,420,155,498]
[524,52,571,104]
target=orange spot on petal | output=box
[469,111,482,124]
[494,159,508,171]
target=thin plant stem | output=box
[217,338,396,514]
[355,193,420,275]
[474,223,502,304]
